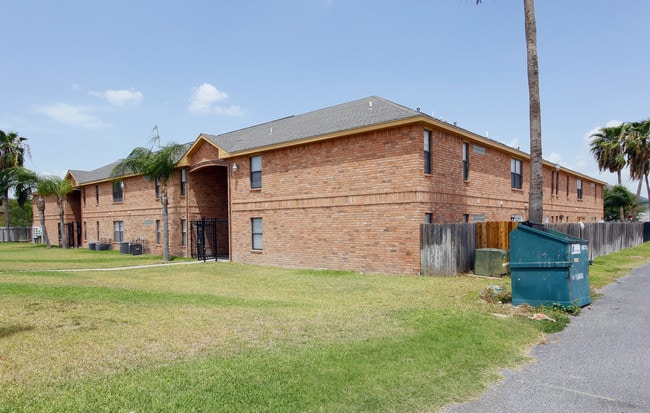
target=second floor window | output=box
[511,159,522,189]
[462,142,469,180]
[424,130,432,174]
[155,177,160,198]
[180,169,186,196]
[577,179,583,199]
[113,181,123,203]
[250,156,262,189]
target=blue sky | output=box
[1,0,649,191]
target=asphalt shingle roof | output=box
[201,96,421,154]
[68,143,193,184]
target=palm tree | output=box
[477,0,543,224]
[624,119,650,209]
[36,176,74,248]
[111,139,185,261]
[590,123,628,220]
[604,185,637,221]
[0,130,30,240]
[523,0,543,224]
[589,124,627,185]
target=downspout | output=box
[228,161,234,262]
[185,170,190,258]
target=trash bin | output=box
[474,248,510,277]
[119,241,130,254]
[130,243,143,255]
[97,243,111,251]
[88,242,96,251]
[510,223,591,308]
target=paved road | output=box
[444,263,650,413]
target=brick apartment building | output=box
[33,96,605,275]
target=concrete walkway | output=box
[47,259,222,272]
[444,263,650,413]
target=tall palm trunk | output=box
[3,188,11,242]
[57,199,67,248]
[524,0,543,224]
[37,195,51,248]
[161,186,170,262]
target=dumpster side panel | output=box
[511,267,571,307]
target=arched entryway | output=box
[187,161,230,260]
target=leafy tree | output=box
[36,176,74,248]
[111,136,186,261]
[604,185,637,221]
[8,198,33,227]
[0,130,30,240]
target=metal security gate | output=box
[190,218,228,261]
[63,222,82,248]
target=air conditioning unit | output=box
[474,248,510,277]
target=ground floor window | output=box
[114,221,124,242]
[156,220,161,244]
[251,218,263,250]
[181,219,187,246]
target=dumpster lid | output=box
[513,222,587,244]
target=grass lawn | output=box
[1,242,649,412]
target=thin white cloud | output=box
[188,83,243,116]
[546,152,562,164]
[582,120,623,143]
[214,105,245,117]
[89,88,143,107]
[34,103,108,129]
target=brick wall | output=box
[228,123,603,274]
[31,120,603,274]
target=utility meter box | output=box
[474,248,510,277]
[510,224,591,308]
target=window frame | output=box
[113,181,124,203]
[577,179,583,200]
[510,158,522,189]
[113,221,124,243]
[424,130,432,174]
[251,217,263,250]
[180,169,187,196]
[462,142,469,180]
[250,156,262,189]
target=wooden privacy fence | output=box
[421,222,646,276]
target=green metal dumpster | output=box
[510,223,591,308]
